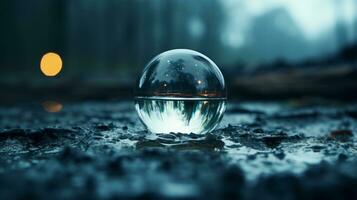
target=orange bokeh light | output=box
[40,52,63,76]
[42,101,63,113]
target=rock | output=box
[329,130,353,142]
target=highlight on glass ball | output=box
[135,49,226,134]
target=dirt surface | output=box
[0,100,357,199]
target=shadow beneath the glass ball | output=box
[136,132,225,151]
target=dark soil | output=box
[0,100,356,199]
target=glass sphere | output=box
[135,49,226,134]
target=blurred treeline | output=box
[1,0,357,101]
[0,0,226,78]
[1,0,357,76]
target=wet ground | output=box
[0,100,356,199]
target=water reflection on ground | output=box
[0,100,356,182]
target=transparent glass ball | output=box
[135,49,226,134]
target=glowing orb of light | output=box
[40,52,63,77]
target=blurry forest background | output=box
[1,0,357,103]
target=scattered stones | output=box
[262,136,285,148]
[252,128,264,133]
[274,151,285,160]
[311,145,325,152]
[94,123,115,131]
